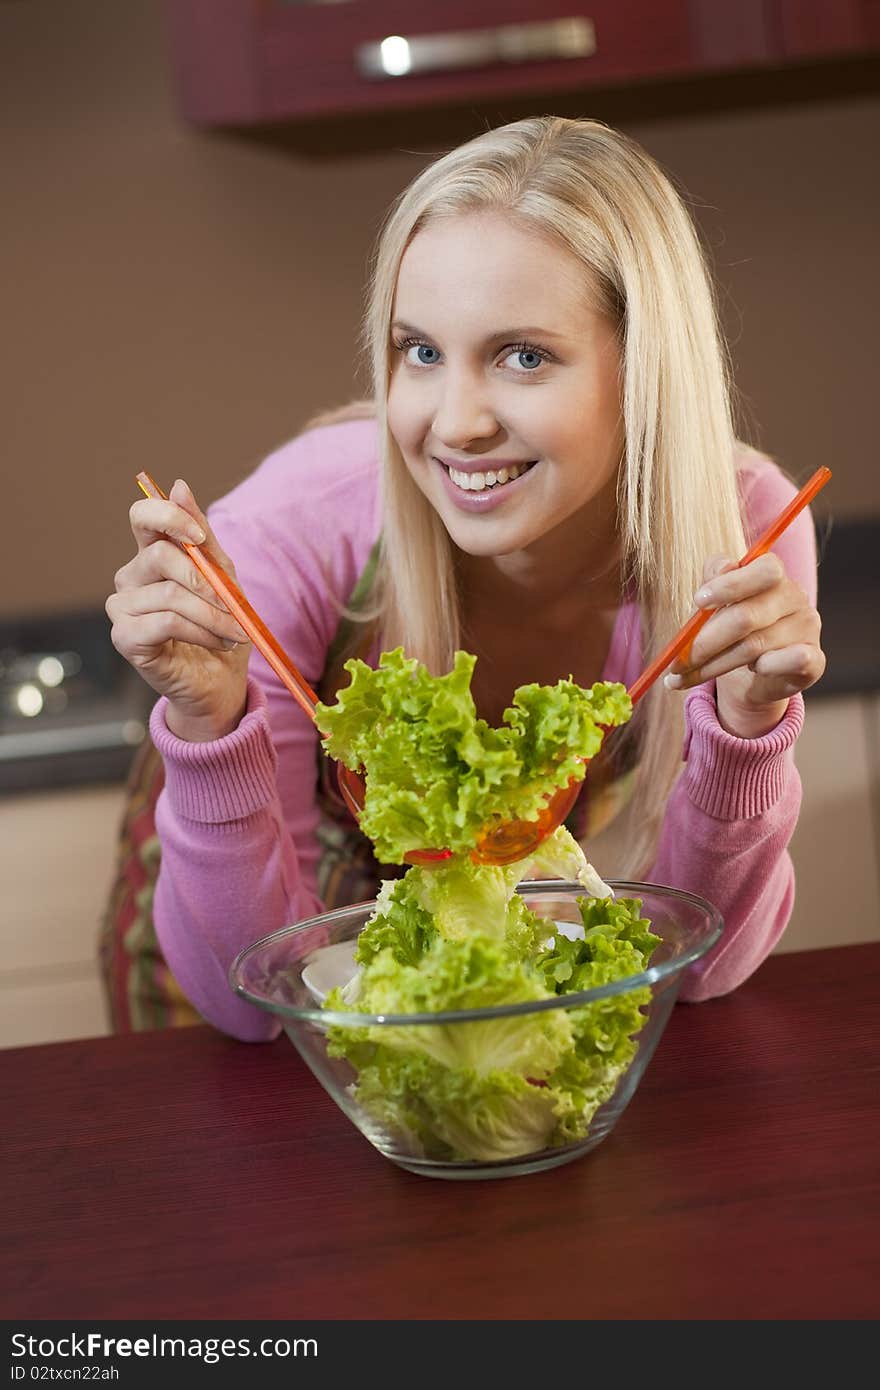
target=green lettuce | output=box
[326,887,659,1164]
[536,897,660,994]
[354,823,609,968]
[343,1055,563,1163]
[329,935,573,1076]
[315,647,631,864]
[317,648,656,1164]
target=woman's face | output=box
[387,211,623,561]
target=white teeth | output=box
[447,461,532,492]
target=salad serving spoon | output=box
[136,466,830,869]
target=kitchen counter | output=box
[2,941,877,1320]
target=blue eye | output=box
[393,337,441,366]
[503,346,547,372]
[413,344,440,365]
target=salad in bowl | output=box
[230,649,723,1178]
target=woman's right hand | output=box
[106,478,251,742]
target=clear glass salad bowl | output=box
[229,880,722,1181]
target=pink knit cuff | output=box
[149,677,277,823]
[681,685,805,821]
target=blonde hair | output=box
[312,117,747,876]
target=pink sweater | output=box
[150,420,818,1040]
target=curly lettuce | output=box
[316,647,657,1164]
[325,874,659,1163]
[315,647,631,864]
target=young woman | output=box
[104,117,824,1039]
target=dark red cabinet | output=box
[773,0,880,60]
[163,0,879,127]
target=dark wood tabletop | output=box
[2,941,878,1321]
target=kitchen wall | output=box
[2,0,879,622]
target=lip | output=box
[433,456,538,513]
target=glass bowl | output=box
[229,880,722,1180]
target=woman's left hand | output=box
[664,553,826,739]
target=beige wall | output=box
[2,0,878,620]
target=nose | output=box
[432,368,500,450]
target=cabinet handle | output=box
[356,18,596,80]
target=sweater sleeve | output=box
[647,454,820,1001]
[148,422,381,1040]
[151,679,296,1041]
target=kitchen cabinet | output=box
[784,693,880,954]
[0,783,122,1048]
[164,0,783,126]
[774,0,880,60]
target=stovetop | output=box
[0,608,155,794]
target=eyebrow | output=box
[391,320,570,342]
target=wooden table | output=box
[2,942,878,1320]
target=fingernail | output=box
[664,673,684,690]
[186,525,206,544]
[694,588,713,607]
[220,638,237,650]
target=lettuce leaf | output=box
[354,823,608,976]
[345,1054,562,1163]
[516,824,613,898]
[326,889,660,1163]
[315,647,631,863]
[535,897,660,994]
[354,874,438,969]
[329,934,573,1078]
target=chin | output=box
[443,516,539,557]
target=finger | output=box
[109,581,250,648]
[693,551,786,610]
[678,555,739,665]
[107,599,246,665]
[168,478,237,574]
[747,642,827,694]
[719,646,827,710]
[672,583,804,675]
[701,554,738,586]
[667,613,820,689]
[115,611,244,663]
[114,540,246,629]
[130,495,207,551]
[128,478,236,575]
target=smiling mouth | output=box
[440,460,538,493]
